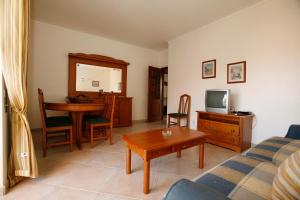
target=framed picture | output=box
[227,61,246,84]
[92,80,99,87]
[202,59,216,79]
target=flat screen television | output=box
[205,89,230,114]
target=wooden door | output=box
[148,66,162,122]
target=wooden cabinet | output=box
[81,96,132,127]
[197,111,253,152]
[117,97,132,127]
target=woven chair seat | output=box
[168,113,188,118]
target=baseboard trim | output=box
[31,120,160,131]
[0,183,8,196]
[132,119,147,123]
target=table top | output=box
[123,127,206,151]
[45,102,104,112]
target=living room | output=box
[0,0,299,199]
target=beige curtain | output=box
[0,0,38,187]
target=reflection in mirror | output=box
[76,63,122,93]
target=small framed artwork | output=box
[202,59,216,79]
[92,80,99,87]
[227,61,246,84]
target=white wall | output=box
[168,0,300,144]
[158,49,168,67]
[29,20,166,128]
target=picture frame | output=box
[202,59,216,79]
[227,61,246,84]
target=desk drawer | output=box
[172,140,201,152]
[149,147,172,158]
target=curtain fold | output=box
[0,0,38,187]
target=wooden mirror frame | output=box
[68,53,129,98]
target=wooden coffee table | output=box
[123,127,206,194]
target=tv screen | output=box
[205,90,230,114]
[207,91,227,108]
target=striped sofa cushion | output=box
[195,155,277,200]
[245,137,300,166]
[272,149,300,200]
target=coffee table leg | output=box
[199,143,204,169]
[176,150,181,158]
[143,160,150,194]
[126,147,131,174]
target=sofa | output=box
[164,125,300,200]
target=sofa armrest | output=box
[285,124,300,139]
[163,179,230,200]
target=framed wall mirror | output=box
[68,53,129,98]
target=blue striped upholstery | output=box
[194,155,277,200]
[245,137,300,166]
[165,137,300,200]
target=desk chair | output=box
[38,88,73,157]
[168,94,191,128]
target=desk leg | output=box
[77,112,83,150]
[176,150,181,158]
[126,147,131,174]
[199,143,204,169]
[71,112,78,147]
[72,112,83,150]
[143,160,150,194]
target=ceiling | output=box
[31,0,262,50]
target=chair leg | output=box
[90,125,94,148]
[65,131,68,141]
[168,115,170,127]
[42,130,47,157]
[109,125,113,145]
[69,128,73,152]
[104,128,108,140]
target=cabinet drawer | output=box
[199,120,240,145]
[149,147,172,158]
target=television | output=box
[205,89,230,114]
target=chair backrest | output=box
[178,94,191,115]
[103,94,116,124]
[38,88,47,129]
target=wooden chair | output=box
[168,94,191,128]
[85,94,116,147]
[38,88,73,157]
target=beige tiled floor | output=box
[2,121,237,200]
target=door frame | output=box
[161,67,168,120]
[147,66,163,122]
[147,66,168,122]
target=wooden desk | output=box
[45,102,104,149]
[123,127,206,194]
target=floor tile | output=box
[41,186,100,200]
[61,164,118,192]
[2,181,55,200]
[4,121,238,200]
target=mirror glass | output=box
[76,63,122,93]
